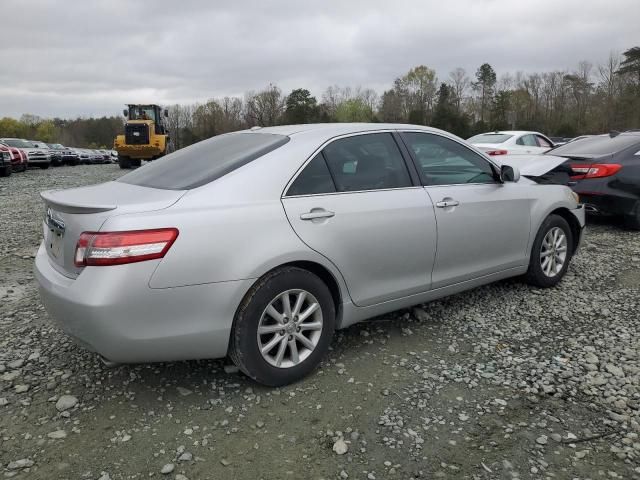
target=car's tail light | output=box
[74,228,179,267]
[570,163,622,179]
[485,149,508,156]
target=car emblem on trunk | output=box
[45,208,66,234]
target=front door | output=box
[400,131,532,289]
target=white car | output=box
[468,131,555,156]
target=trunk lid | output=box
[40,181,185,278]
[497,154,574,185]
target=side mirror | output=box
[500,164,520,182]
[123,109,128,117]
[164,109,169,118]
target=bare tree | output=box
[245,84,286,127]
[448,67,471,113]
[598,52,621,129]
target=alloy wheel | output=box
[257,289,323,368]
[540,226,568,277]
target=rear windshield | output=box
[550,134,640,157]
[467,133,513,144]
[118,132,290,190]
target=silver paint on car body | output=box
[35,123,586,364]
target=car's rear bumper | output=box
[34,243,253,364]
[578,193,638,217]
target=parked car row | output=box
[0,137,117,176]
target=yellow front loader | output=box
[114,104,169,169]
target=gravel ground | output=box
[1,165,639,480]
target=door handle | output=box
[300,209,335,220]
[435,199,459,208]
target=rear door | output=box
[400,131,532,289]
[282,132,437,307]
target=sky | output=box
[0,0,638,119]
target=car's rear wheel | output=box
[624,201,640,230]
[229,267,335,386]
[0,165,12,177]
[525,214,573,288]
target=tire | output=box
[131,159,141,168]
[623,201,640,230]
[525,214,574,288]
[229,267,336,386]
[0,165,12,177]
[118,155,131,169]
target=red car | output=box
[0,143,28,172]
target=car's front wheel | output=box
[0,165,12,177]
[118,155,131,169]
[525,214,574,288]
[229,267,335,386]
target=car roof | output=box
[255,123,444,138]
[479,130,544,136]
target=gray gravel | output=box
[1,165,639,479]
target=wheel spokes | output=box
[258,324,284,335]
[274,337,288,367]
[299,321,322,332]
[298,302,319,322]
[288,338,299,365]
[295,333,315,350]
[257,289,324,369]
[265,304,285,324]
[281,292,293,319]
[292,291,306,318]
[261,334,282,355]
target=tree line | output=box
[1,47,639,150]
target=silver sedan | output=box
[35,123,585,386]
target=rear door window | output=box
[516,134,538,147]
[286,153,336,196]
[536,135,552,148]
[118,132,289,190]
[321,133,412,192]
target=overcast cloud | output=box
[0,0,638,119]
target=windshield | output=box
[2,138,33,148]
[47,143,64,149]
[129,106,157,121]
[467,133,513,144]
[549,134,640,157]
[118,132,290,190]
